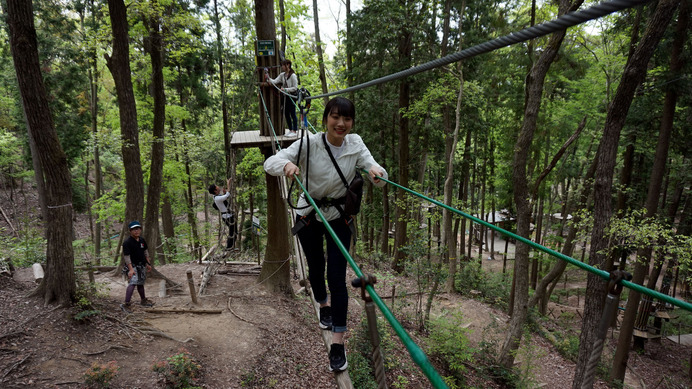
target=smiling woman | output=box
[323,97,355,147]
[263,96,387,372]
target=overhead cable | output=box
[308,0,651,100]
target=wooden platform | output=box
[667,333,692,346]
[230,130,299,149]
[633,329,662,339]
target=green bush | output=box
[456,263,510,310]
[152,349,202,389]
[83,361,118,388]
[0,226,46,268]
[554,332,580,361]
[348,313,400,389]
[426,311,475,383]
[73,278,109,322]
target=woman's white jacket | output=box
[264,132,388,222]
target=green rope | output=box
[293,176,449,389]
[371,171,692,313]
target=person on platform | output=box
[265,59,299,137]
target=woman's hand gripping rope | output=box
[368,166,384,184]
[284,162,300,180]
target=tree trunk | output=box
[256,0,292,295]
[213,0,237,206]
[346,0,352,101]
[380,123,390,256]
[105,0,144,227]
[443,0,463,294]
[184,144,201,261]
[8,0,76,306]
[161,191,175,263]
[85,0,103,264]
[312,0,329,105]
[279,0,286,55]
[142,2,166,265]
[499,0,577,368]
[456,123,473,263]
[392,6,412,273]
[609,1,683,384]
[530,146,598,314]
[259,157,293,295]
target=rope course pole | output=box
[371,172,692,313]
[307,0,652,101]
[580,270,631,389]
[353,275,388,389]
[293,177,449,389]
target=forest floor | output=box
[1,250,690,388]
[0,189,690,388]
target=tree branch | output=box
[531,116,587,197]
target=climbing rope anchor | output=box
[580,270,632,389]
[352,275,388,389]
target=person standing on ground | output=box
[208,177,237,250]
[265,59,299,137]
[263,97,387,372]
[121,221,154,310]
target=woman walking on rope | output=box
[264,97,387,372]
[265,59,299,137]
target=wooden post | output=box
[85,260,95,284]
[32,263,44,283]
[158,280,167,298]
[186,270,198,304]
[365,300,388,389]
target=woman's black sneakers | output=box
[319,306,333,330]
[329,343,348,372]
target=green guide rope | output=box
[371,171,692,313]
[293,176,450,389]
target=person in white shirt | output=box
[208,177,237,250]
[264,97,387,372]
[265,59,299,137]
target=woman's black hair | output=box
[208,184,217,195]
[322,97,356,125]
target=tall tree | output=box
[442,0,463,294]
[312,0,329,104]
[7,0,76,305]
[105,0,144,227]
[572,0,681,386]
[87,0,104,264]
[212,0,236,200]
[499,0,581,368]
[141,0,166,264]
[391,0,414,273]
[256,0,292,295]
[610,0,685,383]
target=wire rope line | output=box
[292,176,449,389]
[307,0,652,100]
[368,170,692,313]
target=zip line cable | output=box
[366,170,692,313]
[306,0,652,101]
